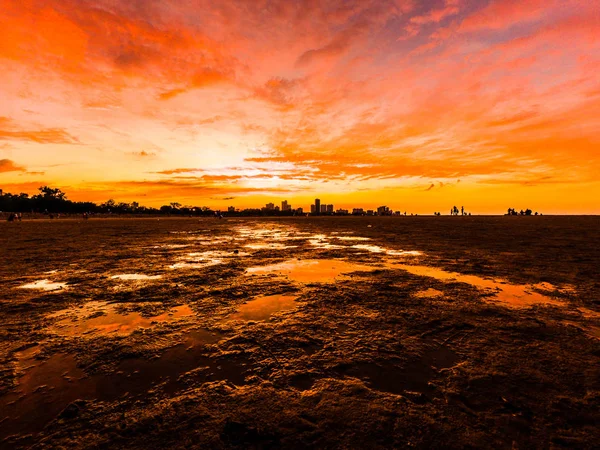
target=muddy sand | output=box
[0,216,599,449]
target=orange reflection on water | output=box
[414,288,444,299]
[49,303,193,336]
[246,259,378,283]
[226,295,298,321]
[393,264,565,308]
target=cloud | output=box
[0,159,26,173]
[154,168,205,175]
[111,179,298,197]
[487,111,539,127]
[410,0,461,25]
[158,68,231,100]
[458,0,551,33]
[0,128,80,144]
[129,151,157,159]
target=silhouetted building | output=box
[315,198,321,215]
[352,208,364,215]
[326,204,334,213]
[281,200,291,212]
[320,204,327,213]
[336,209,349,215]
[296,207,303,215]
[377,206,391,216]
[265,202,275,210]
[367,210,374,216]
[311,204,316,214]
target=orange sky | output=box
[0,0,599,214]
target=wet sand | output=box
[0,216,599,449]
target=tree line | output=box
[0,186,296,217]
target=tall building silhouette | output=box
[315,198,321,215]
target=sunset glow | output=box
[1,0,599,213]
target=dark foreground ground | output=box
[0,216,598,449]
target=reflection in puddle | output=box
[195,238,231,245]
[0,329,237,440]
[168,250,246,269]
[111,274,162,281]
[352,244,423,256]
[308,237,345,249]
[225,295,298,322]
[236,226,304,240]
[414,289,444,298]
[0,352,88,440]
[245,243,297,250]
[49,302,193,336]
[151,244,190,249]
[169,261,223,269]
[394,264,565,308]
[246,259,379,283]
[19,279,67,291]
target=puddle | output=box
[236,226,300,239]
[49,302,193,336]
[393,264,565,308]
[111,274,162,281]
[169,261,224,269]
[414,289,444,298]
[18,280,67,291]
[224,295,298,322]
[386,250,423,256]
[0,329,239,440]
[195,238,231,245]
[308,237,345,249]
[0,353,89,441]
[236,226,313,247]
[352,244,423,256]
[168,250,246,270]
[244,243,297,250]
[150,244,190,249]
[246,259,379,283]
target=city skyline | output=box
[1,1,599,215]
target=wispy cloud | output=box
[0,0,598,212]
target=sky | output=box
[0,0,599,214]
